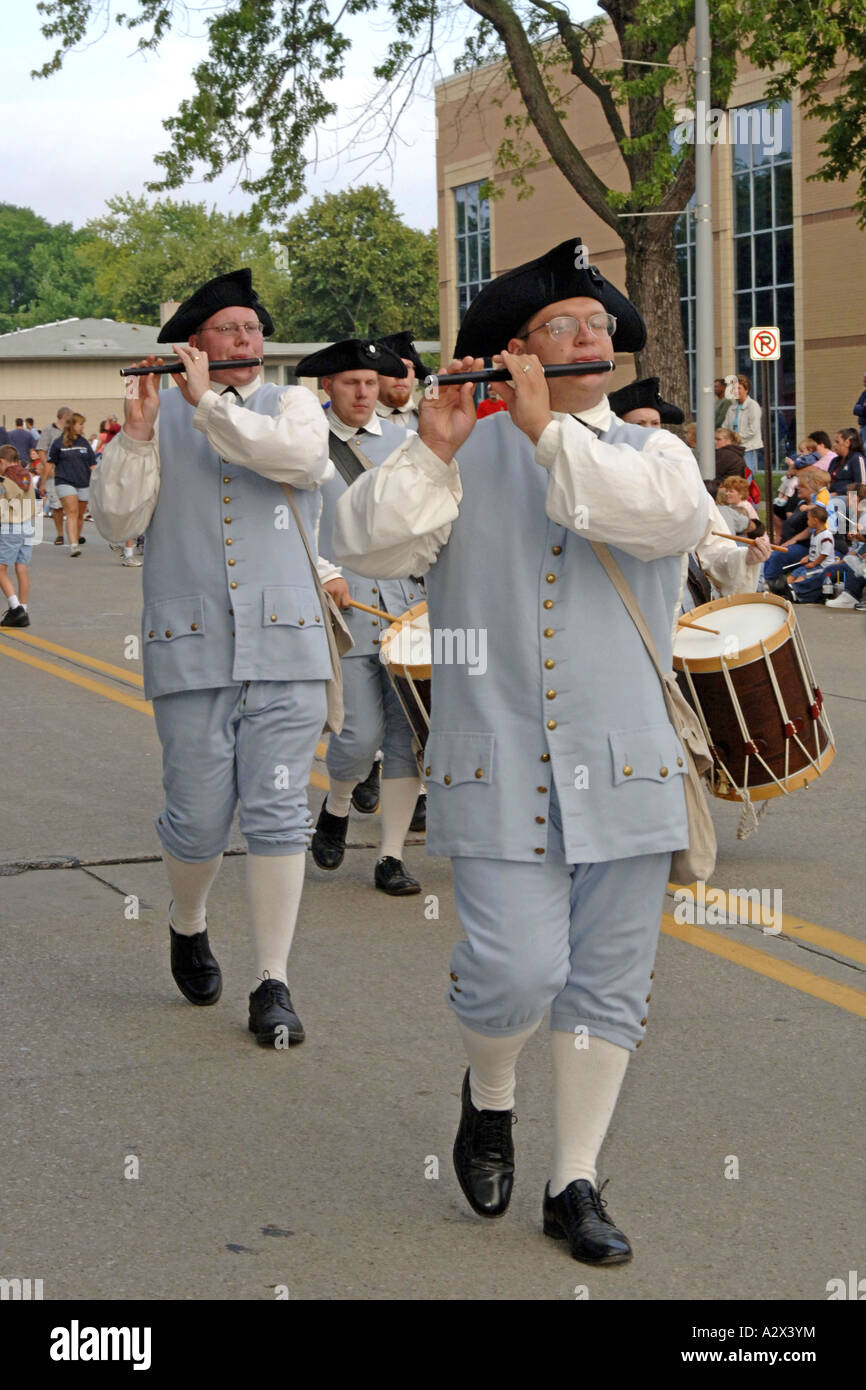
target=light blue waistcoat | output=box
[319,418,425,657]
[422,413,690,864]
[141,384,331,699]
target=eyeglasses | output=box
[524,313,616,341]
[202,321,265,336]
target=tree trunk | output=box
[622,220,692,425]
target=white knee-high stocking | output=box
[246,852,306,989]
[549,1031,630,1195]
[163,851,223,936]
[325,778,356,818]
[379,776,421,861]
[457,1019,542,1111]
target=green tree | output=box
[76,195,293,330]
[0,203,58,327]
[32,1,866,396]
[279,186,438,340]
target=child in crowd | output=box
[0,445,36,627]
[787,505,839,602]
[826,485,866,609]
[718,473,759,523]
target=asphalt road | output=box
[1,523,865,1303]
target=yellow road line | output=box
[0,640,153,717]
[661,914,866,1021]
[669,881,866,967]
[0,628,144,686]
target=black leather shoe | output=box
[170,924,222,1005]
[351,760,381,814]
[374,856,421,895]
[0,607,30,627]
[409,792,427,833]
[248,977,305,1047]
[543,1179,633,1265]
[453,1070,515,1218]
[311,801,348,869]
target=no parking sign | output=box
[749,326,781,360]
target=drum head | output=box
[379,601,431,679]
[674,593,792,672]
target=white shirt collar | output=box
[328,408,383,441]
[553,396,612,433]
[210,374,262,402]
[374,398,417,420]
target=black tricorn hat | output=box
[374,331,426,378]
[157,268,274,343]
[454,238,645,359]
[608,375,684,425]
[295,339,407,379]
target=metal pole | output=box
[761,358,774,520]
[694,0,715,480]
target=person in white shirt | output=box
[373,331,424,433]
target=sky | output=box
[3,1,602,235]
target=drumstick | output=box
[711,530,787,553]
[346,598,400,623]
[677,616,721,635]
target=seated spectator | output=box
[810,430,837,474]
[784,436,818,471]
[718,474,758,523]
[787,505,841,602]
[829,428,866,494]
[762,468,832,592]
[684,420,697,451]
[714,428,746,480]
[827,484,866,608]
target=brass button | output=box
[453,985,462,993]
[660,766,668,777]
[164,629,172,638]
[148,629,155,638]
[371,620,378,626]
[222,475,230,483]
[299,618,305,625]
[543,599,554,610]
[546,689,556,700]
[474,768,483,779]
[223,495,231,503]
[544,659,555,669]
[544,628,555,638]
[540,753,550,762]
[623,764,633,776]
[450,972,458,982]
[371,588,377,595]
[677,757,684,767]
[230,581,237,590]
[534,847,545,855]
[224,516,232,524]
[640,1017,648,1026]
[645,993,651,1003]
[635,1040,642,1049]
[537,786,547,794]
[228,558,236,566]
[190,623,199,631]
[425,765,432,777]
[315,615,321,622]
[546,573,556,584]
[547,720,557,730]
[225,538,233,546]
[650,970,655,979]
[270,614,278,622]
[552,545,562,555]
[443,774,451,785]
[535,816,545,824]
[228,608,233,616]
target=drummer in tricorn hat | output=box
[333,239,710,1263]
[296,338,426,896]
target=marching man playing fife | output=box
[334,239,710,1263]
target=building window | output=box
[731,100,794,454]
[454,182,491,324]
[675,194,696,415]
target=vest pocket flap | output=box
[609,724,686,785]
[422,732,495,787]
[262,586,321,629]
[143,595,205,643]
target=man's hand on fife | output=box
[123,357,163,442]
[172,343,211,407]
[746,534,772,564]
[418,356,482,463]
[323,577,352,609]
[495,350,553,446]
